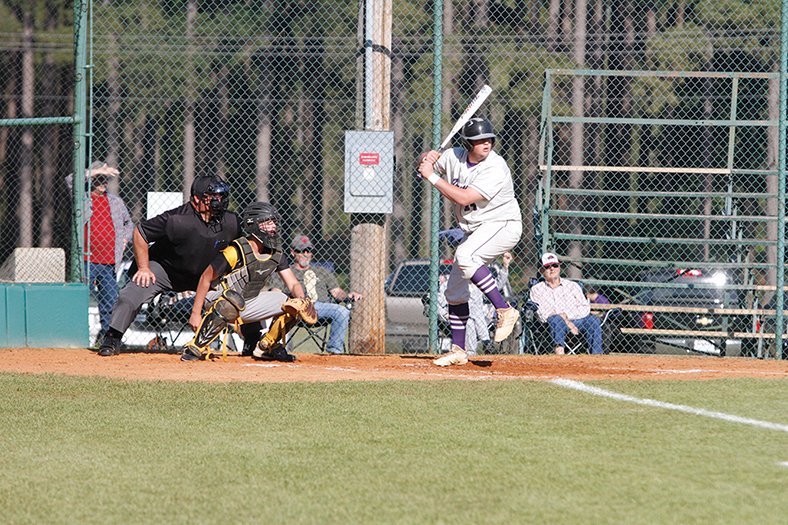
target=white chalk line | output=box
[552,378,788,433]
[591,366,786,377]
[777,461,788,468]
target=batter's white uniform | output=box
[435,147,522,304]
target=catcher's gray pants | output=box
[109,261,174,334]
[205,289,288,324]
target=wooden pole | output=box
[349,0,391,354]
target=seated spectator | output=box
[585,285,610,306]
[270,234,362,355]
[585,285,612,320]
[529,252,603,355]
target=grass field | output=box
[1,373,786,524]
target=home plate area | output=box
[0,348,785,384]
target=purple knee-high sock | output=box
[448,303,470,349]
[471,266,509,309]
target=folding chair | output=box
[144,292,240,354]
[287,299,354,354]
[143,292,191,352]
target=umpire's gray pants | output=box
[109,261,174,334]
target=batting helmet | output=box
[460,117,496,150]
[242,202,281,251]
[191,175,230,220]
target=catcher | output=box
[181,201,316,362]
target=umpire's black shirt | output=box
[132,203,241,292]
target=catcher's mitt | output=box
[282,297,318,325]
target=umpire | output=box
[98,175,242,357]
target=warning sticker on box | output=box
[359,152,380,166]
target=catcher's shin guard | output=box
[185,290,245,357]
[259,312,298,348]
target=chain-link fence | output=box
[0,0,785,356]
[539,70,779,357]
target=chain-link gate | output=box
[0,0,786,356]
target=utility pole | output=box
[350,0,392,353]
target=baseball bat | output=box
[439,84,493,151]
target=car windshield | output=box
[388,263,452,294]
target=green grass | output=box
[1,374,786,524]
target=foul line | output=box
[551,378,788,433]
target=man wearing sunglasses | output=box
[268,234,362,355]
[529,252,603,355]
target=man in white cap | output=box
[529,252,603,355]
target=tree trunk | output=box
[389,36,407,265]
[566,0,588,280]
[547,0,561,52]
[17,6,35,248]
[39,0,60,247]
[182,0,198,196]
[215,63,229,181]
[301,27,326,242]
[105,27,122,191]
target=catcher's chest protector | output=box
[222,237,282,300]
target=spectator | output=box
[529,252,603,355]
[97,175,241,357]
[182,202,306,362]
[418,117,522,366]
[67,161,133,346]
[270,234,362,355]
[586,285,611,306]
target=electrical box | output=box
[344,130,393,214]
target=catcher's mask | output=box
[242,201,281,251]
[460,117,496,150]
[191,175,230,221]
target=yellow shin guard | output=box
[260,312,298,348]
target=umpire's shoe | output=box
[253,340,296,362]
[240,322,262,357]
[98,334,122,357]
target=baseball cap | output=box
[291,234,313,251]
[541,252,560,267]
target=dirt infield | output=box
[0,348,786,383]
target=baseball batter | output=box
[418,116,523,366]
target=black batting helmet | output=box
[191,175,230,220]
[242,202,281,251]
[460,117,496,150]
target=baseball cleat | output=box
[494,307,520,343]
[180,350,201,361]
[433,345,469,367]
[253,340,296,362]
[98,334,121,357]
[180,344,204,362]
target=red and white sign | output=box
[359,152,380,166]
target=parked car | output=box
[384,258,520,353]
[615,267,750,356]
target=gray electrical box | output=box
[344,130,393,214]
